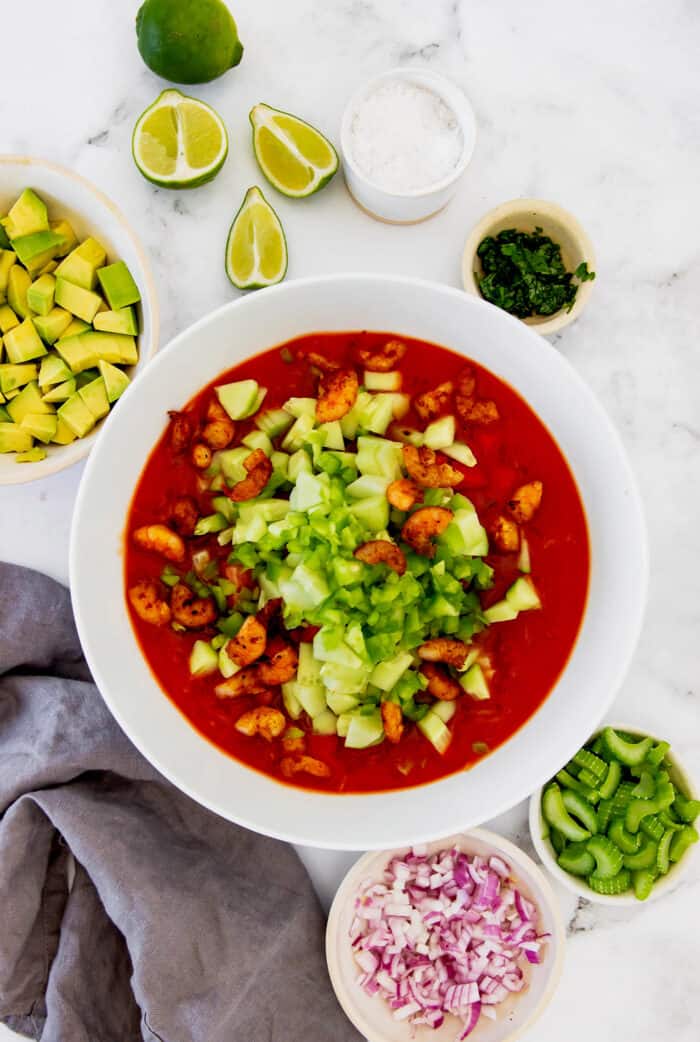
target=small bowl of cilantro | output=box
[462,199,596,335]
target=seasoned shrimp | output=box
[315,367,358,423]
[168,410,193,453]
[401,506,453,558]
[191,442,212,469]
[381,701,404,744]
[354,539,407,576]
[202,398,236,450]
[490,514,519,552]
[229,448,273,502]
[413,381,454,422]
[132,524,185,563]
[508,480,543,523]
[223,562,255,590]
[281,732,307,755]
[257,640,298,685]
[300,349,339,373]
[235,707,286,741]
[417,638,470,669]
[128,580,171,626]
[170,496,199,537]
[227,615,267,667]
[355,338,407,372]
[387,477,423,512]
[171,582,217,629]
[420,662,462,701]
[402,445,463,489]
[280,755,331,779]
[215,669,269,699]
[455,367,499,426]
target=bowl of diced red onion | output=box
[326,830,564,1042]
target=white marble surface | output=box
[1,1,699,1039]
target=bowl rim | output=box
[340,67,478,200]
[326,827,566,1042]
[0,153,160,485]
[461,198,596,336]
[528,722,698,906]
[70,273,648,849]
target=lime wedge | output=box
[250,103,338,198]
[132,89,228,189]
[225,187,288,291]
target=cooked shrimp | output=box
[223,562,255,590]
[387,477,423,512]
[191,442,212,469]
[381,701,404,744]
[413,381,454,422]
[417,638,470,669]
[280,755,331,779]
[300,349,339,373]
[315,367,358,423]
[168,410,193,453]
[401,506,453,558]
[282,732,307,755]
[128,580,171,626]
[227,615,267,668]
[354,540,407,576]
[229,448,273,502]
[171,582,217,629]
[508,480,543,523]
[490,514,520,552]
[170,496,199,537]
[257,640,298,685]
[215,669,269,699]
[455,367,499,426]
[355,338,407,372]
[132,524,185,563]
[402,445,463,489]
[420,662,462,701]
[235,707,286,741]
[201,399,236,450]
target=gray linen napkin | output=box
[0,563,361,1042]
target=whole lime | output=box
[136,0,244,84]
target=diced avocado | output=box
[506,576,542,612]
[33,307,73,345]
[51,416,77,444]
[345,709,385,749]
[7,381,54,423]
[75,331,137,366]
[97,360,130,402]
[189,640,218,677]
[93,305,139,336]
[216,379,264,420]
[484,599,518,624]
[417,710,453,755]
[27,274,56,316]
[4,319,47,363]
[460,663,490,701]
[0,305,19,335]
[0,363,38,394]
[12,231,65,273]
[16,446,47,463]
[38,260,58,276]
[54,278,102,323]
[312,709,338,736]
[43,378,76,403]
[0,223,10,250]
[3,189,48,239]
[7,266,32,318]
[20,412,57,444]
[0,422,34,453]
[57,393,96,437]
[0,404,9,420]
[55,335,99,374]
[97,260,141,309]
[0,250,17,303]
[49,219,78,257]
[55,237,107,290]
[75,368,100,390]
[58,317,90,340]
[78,377,110,421]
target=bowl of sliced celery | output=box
[529,724,699,905]
[0,156,158,484]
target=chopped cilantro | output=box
[476,228,596,319]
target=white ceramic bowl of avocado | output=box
[0,156,158,485]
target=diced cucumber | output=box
[325,692,360,716]
[319,661,369,696]
[349,494,390,532]
[440,499,489,558]
[256,407,294,438]
[506,576,542,612]
[282,682,303,720]
[284,679,326,718]
[189,640,218,677]
[313,629,364,670]
[283,396,316,418]
[418,710,452,754]
[363,370,402,391]
[231,513,268,545]
[242,429,274,456]
[297,641,322,684]
[356,435,403,481]
[443,441,477,467]
[312,709,338,736]
[270,450,289,476]
[280,561,331,611]
[337,712,352,738]
[318,420,344,450]
[484,599,518,624]
[238,499,290,524]
[346,474,391,499]
[369,651,413,691]
[423,415,456,450]
[460,662,490,700]
[345,709,384,749]
[517,535,531,574]
[356,393,395,435]
[282,412,315,452]
[432,700,457,724]
[194,513,228,536]
[216,379,265,420]
[218,643,240,679]
[287,448,312,480]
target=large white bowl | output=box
[70,275,647,849]
[0,156,159,485]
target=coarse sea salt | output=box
[348,80,464,194]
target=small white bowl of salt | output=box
[340,67,477,224]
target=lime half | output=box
[250,103,338,198]
[132,89,228,189]
[225,186,288,290]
